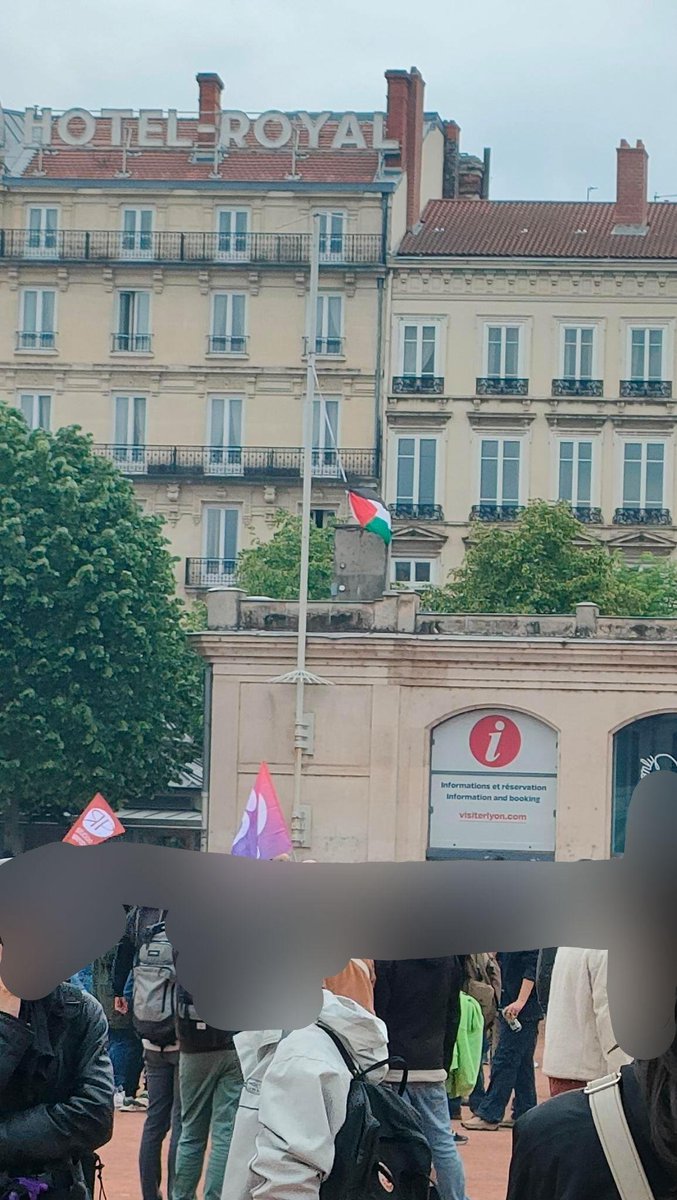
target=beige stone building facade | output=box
[196,587,677,864]
[385,140,677,590]
[0,68,486,597]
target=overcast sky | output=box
[5,0,677,202]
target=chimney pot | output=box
[615,137,649,228]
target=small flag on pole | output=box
[347,488,392,545]
[64,794,126,847]
[231,763,293,860]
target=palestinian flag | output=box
[347,488,392,545]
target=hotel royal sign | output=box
[0,107,400,152]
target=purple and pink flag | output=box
[231,763,293,859]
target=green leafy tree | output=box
[616,554,677,617]
[0,407,203,852]
[422,501,641,615]
[237,510,334,600]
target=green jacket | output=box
[92,948,131,1031]
[447,992,484,1099]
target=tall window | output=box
[121,208,154,258]
[114,291,151,352]
[630,329,664,381]
[486,326,520,378]
[395,436,437,512]
[25,206,58,258]
[558,440,592,508]
[203,506,239,581]
[312,396,339,476]
[401,323,437,379]
[480,439,521,506]
[113,395,147,472]
[20,392,51,430]
[622,441,665,509]
[207,396,243,474]
[19,289,56,349]
[318,211,345,261]
[216,209,249,259]
[209,293,247,354]
[316,294,343,355]
[562,327,594,380]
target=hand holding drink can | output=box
[503,1006,522,1032]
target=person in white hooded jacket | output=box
[221,987,389,1200]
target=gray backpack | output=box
[132,911,177,1046]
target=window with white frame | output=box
[316,294,343,355]
[621,441,666,510]
[113,395,147,472]
[486,325,521,378]
[25,206,59,258]
[394,435,437,512]
[19,392,52,430]
[558,439,593,508]
[400,322,438,379]
[562,327,595,380]
[391,558,436,588]
[114,290,151,352]
[318,211,346,261]
[19,289,56,350]
[310,507,337,529]
[215,209,249,259]
[203,506,239,582]
[629,328,664,381]
[312,396,340,476]
[209,293,247,354]
[121,208,154,258]
[207,395,243,474]
[479,438,521,507]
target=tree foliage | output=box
[0,406,203,843]
[421,500,677,616]
[237,510,334,600]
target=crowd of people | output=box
[1,917,677,1200]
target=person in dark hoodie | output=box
[0,937,114,1199]
[172,984,242,1200]
[374,957,470,1200]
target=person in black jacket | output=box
[463,949,543,1132]
[0,938,114,1199]
[506,1000,677,1200]
[374,958,470,1200]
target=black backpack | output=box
[317,1023,438,1200]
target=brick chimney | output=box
[196,72,223,129]
[385,67,425,230]
[442,121,460,197]
[615,139,649,229]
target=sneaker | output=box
[461,1115,500,1131]
[499,1118,515,1129]
[113,1089,124,1111]
[453,1132,469,1145]
[120,1097,148,1112]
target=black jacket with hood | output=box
[374,957,464,1079]
[0,984,114,1181]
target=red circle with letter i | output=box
[469,714,522,768]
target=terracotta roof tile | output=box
[399,199,677,260]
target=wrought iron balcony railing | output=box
[619,380,672,399]
[612,507,672,526]
[206,334,248,355]
[93,444,378,483]
[470,504,524,522]
[111,333,152,353]
[552,378,604,398]
[185,558,237,589]
[570,505,603,524]
[388,503,445,521]
[16,331,57,350]
[391,375,445,395]
[0,229,386,267]
[476,377,529,397]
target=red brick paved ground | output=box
[102,1035,549,1200]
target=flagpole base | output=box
[270,669,332,685]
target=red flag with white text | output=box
[63,794,126,846]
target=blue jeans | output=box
[396,1082,468,1200]
[109,1027,144,1098]
[474,1016,539,1124]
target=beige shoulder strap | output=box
[585,1073,655,1200]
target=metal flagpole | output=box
[270,213,330,846]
